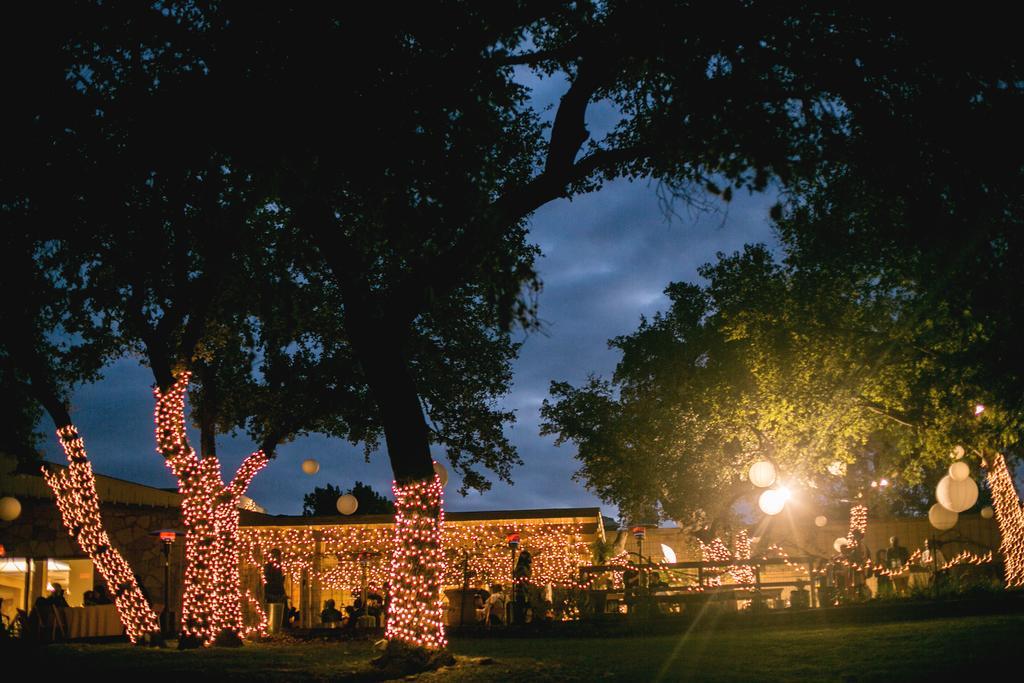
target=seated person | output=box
[485,584,506,626]
[320,599,343,627]
[474,591,487,623]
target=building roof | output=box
[240,506,605,536]
[0,453,262,511]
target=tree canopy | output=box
[542,242,1017,528]
[303,481,396,517]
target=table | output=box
[59,604,123,639]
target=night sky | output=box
[38,73,779,518]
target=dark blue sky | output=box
[40,182,777,517]
[38,71,779,517]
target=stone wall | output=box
[0,496,185,614]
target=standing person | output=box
[485,584,505,628]
[920,539,947,588]
[512,548,532,625]
[885,536,910,596]
[844,530,871,601]
[263,549,287,630]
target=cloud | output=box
[38,179,778,521]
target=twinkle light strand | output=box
[154,372,269,645]
[699,537,731,587]
[846,505,868,546]
[242,589,268,638]
[985,452,1024,587]
[44,425,160,643]
[239,521,591,594]
[384,474,447,650]
[731,530,756,585]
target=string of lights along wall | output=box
[239,521,591,593]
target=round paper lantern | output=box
[951,445,965,460]
[948,461,970,482]
[980,505,994,520]
[928,503,958,531]
[833,537,850,553]
[936,474,979,513]
[336,494,358,515]
[814,515,828,528]
[748,460,777,488]
[301,459,320,475]
[758,488,786,516]
[0,496,22,522]
[432,461,449,487]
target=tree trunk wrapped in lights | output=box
[984,452,1024,587]
[43,425,161,643]
[384,473,447,651]
[154,372,268,646]
[846,504,868,544]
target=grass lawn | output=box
[20,613,1022,682]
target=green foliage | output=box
[302,483,343,517]
[302,481,395,516]
[543,240,1016,527]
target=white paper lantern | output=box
[948,461,970,481]
[758,488,786,515]
[660,544,678,564]
[432,461,449,487]
[833,537,850,553]
[0,496,22,522]
[336,494,358,515]
[980,505,994,520]
[936,474,979,513]
[928,503,958,531]
[301,459,320,475]
[951,445,965,460]
[814,515,828,528]
[748,460,777,488]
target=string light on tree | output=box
[983,452,1024,587]
[383,474,447,651]
[44,425,160,643]
[154,372,269,646]
[846,505,868,546]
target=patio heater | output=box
[150,528,183,637]
[506,532,520,624]
[632,526,647,589]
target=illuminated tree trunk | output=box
[154,373,268,646]
[384,474,447,650]
[44,425,161,643]
[355,331,449,658]
[984,453,1024,587]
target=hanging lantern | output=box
[951,445,965,460]
[301,459,320,475]
[0,496,21,522]
[833,537,850,553]
[928,503,958,531]
[814,515,828,528]
[758,488,786,516]
[948,461,970,482]
[748,460,777,488]
[980,505,994,520]
[936,475,979,512]
[660,544,678,564]
[432,461,449,487]
[336,494,358,515]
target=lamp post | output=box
[150,529,183,637]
